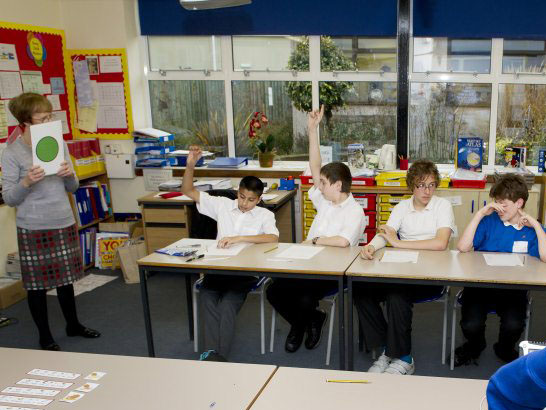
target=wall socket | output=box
[111,144,121,154]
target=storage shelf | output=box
[77,215,113,231]
[76,170,107,181]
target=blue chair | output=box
[449,289,532,370]
[193,276,270,354]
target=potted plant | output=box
[248,111,276,167]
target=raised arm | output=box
[457,202,503,252]
[307,105,324,189]
[181,146,202,202]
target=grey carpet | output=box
[1,269,545,381]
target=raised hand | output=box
[517,208,537,229]
[307,104,325,132]
[187,145,202,166]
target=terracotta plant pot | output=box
[258,152,275,168]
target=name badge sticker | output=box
[512,241,528,254]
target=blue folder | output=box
[207,157,248,168]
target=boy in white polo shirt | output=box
[267,105,365,353]
[355,160,455,375]
[182,147,279,361]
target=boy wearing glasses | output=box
[355,160,455,375]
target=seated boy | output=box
[355,159,454,375]
[182,147,279,361]
[267,105,365,353]
[454,174,546,366]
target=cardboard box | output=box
[0,279,27,309]
[99,221,143,238]
[113,240,147,284]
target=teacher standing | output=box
[1,93,100,351]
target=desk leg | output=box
[290,196,296,243]
[347,277,354,371]
[139,266,155,357]
[186,275,194,341]
[338,276,345,370]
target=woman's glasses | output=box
[31,113,53,124]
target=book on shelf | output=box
[72,183,112,227]
[504,146,527,168]
[79,227,97,267]
[456,137,483,172]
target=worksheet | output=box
[380,250,419,263]
[483,253,523,267]
[275,245,324,260]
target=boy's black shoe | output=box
[285,326,304,353]
[305,310,327,350]
[493,342,518,363]
[454,342,484,367]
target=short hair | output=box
[406,160,440,191]
[239,176,264,196]
[8,93,52,125]
[490,174,529,207]
[320,162,352,193]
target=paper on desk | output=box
[483,253,523,267]
[170,149,214,157]
[275,245,324,260]
[153,193,192,200]
[206,242,250,256]
[381,250,419,263]
[262,193,278,201]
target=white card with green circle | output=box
[30,120,64,176]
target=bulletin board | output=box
[0,21,74,142]
[67,48,133,140]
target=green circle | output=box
[36,136,59,163]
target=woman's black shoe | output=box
[41,341,61,351]
[66,326,101,338]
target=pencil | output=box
[264,246,278,254]
[326,379,371,384]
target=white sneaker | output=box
[368,354,391,373]
[384,358,415,375]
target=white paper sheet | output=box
[20,70,43,94]
[483,253,523,267]
[17,379,72,389]
[5,101,18,126]
[73,60,93,106]
[0,71,23,98]
[51,110,69,134]
[99,55,122,73]
[381,250,419,263]
[206,242,251,256]
[30,120,64,176]
[97,105,127,129]
[275,245,324,260]
[2,387,59,397]
[0,101,8,138]
[47,274,116,297]
[97,82,125,106]
[27,369,80,380]
[46,94,61,111]
[262,194,278,201]
[0,43,19,71]
[0,395,52,406]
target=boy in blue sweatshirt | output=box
[455,174,546,366]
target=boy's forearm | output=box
[315,235,350,248]
[393,237,448,251]
[308,127,322,177]
[181,163,197,198]
[532,222,546,262]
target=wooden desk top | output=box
[137,189,296,209]
[347,248,546,287]
[250,366,488,410]
[0,348,276,410]
[138,243,361,276]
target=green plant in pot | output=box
[248,111,276,167]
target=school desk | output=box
[138,189,297,255]
[345,248,546,370]
[0,347,276,410]
[249,366,489,410]
[137,243,361,369]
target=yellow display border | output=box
[66,48,133,140]
[0,21,75,140]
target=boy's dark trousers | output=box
[353,282,443,359]
[200,274,259,357]
[460,287,528,352]
[266,278,336,330]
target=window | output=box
[327,37,397,72]
[502,40,546,73]
[497,84,546,165]
[319,81,397,161]
[148,80,228,155]
[413,38,491,73]
[232,36,306,71]
[148,36,222,71]
[232,80,310,159]
[409,82,492,163]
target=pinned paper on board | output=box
[30,120,64,176]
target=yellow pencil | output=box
[264,246,278,254]
[326,379,371,384]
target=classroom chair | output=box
[449,290,532,370]
[269,289,338,366]
[193,276,270,354]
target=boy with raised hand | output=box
[182,146,279,361]
[266,105,365,353]
[355,160,455,375]
[454,174,546,367]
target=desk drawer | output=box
[145,226,189,253]
[143,207,188,224]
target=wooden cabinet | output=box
[435,190,480,248]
